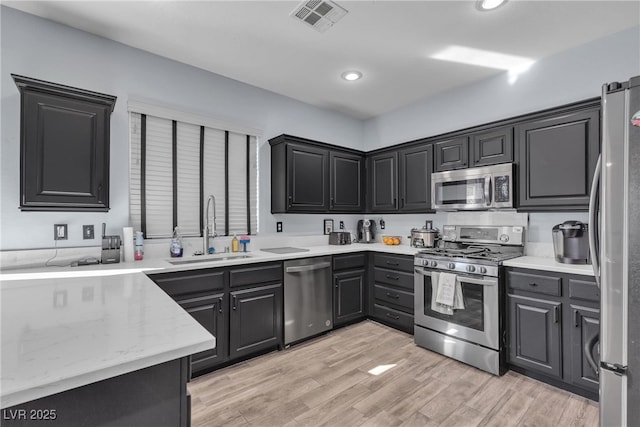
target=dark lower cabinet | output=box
[334,269,366,326]
[178,293,228,374]
[12,74,116,212]
[508,294,562,379]
[517,105,600,210]
[229,284,283,359]
[368,253,414,334]
[507,267,600,400]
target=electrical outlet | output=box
[83,225,94,240]
[276,222,283,232]
[54,224,68,240]
[339,221,344,230]
[379,219,385,230]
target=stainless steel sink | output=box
[167,254,252,265]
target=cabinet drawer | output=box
[333,253,366,271]
[374,284,413,310]
[373,304,414,331]
[568,277,599,303]
[507,270,561,297]
[150,269,225,298]
[230,262,282,288]
[374,268,414,290]
[373,253,413,273]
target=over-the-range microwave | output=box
[431,163,514,211]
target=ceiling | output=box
[5,1,639,120]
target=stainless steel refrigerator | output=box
[590,76,640,426]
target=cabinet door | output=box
[229,284,283,359]
[17,83,115,211]
[508,294,562,379]
[368,151,398,211]
[471,126,513,167]
[334,269,366,326]
[286,143,329,211]
[398,144,433,212]
[517,107,600,210]
[569,305,600,393]
[330,151,364,211]
[434,136,469,171]
[178,293,228,375]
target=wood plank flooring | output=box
[188,321,598,427]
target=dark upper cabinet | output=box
[178,293,228,375]
[516,106,600,210]
[398,144,433,212]
[270,135,364,213]
[330,151,364,211]
[229,284,283,360]
[368,151,398,211]
[12,74,116,212]
[471,126,514,167]
[508,294,563,380]
[434,136,469,171]
[286,143,329,212]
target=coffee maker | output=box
[552,220,591,264]
[357,219,376,243]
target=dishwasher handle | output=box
[285,262,331,274]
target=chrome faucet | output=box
[203,195,217,254]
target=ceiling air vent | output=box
[290,0,348,33]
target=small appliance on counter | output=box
[357,219,376,243]
[329,231,351,245]
[409,220,440,248]
[552,220,591,264]
[101,223,121,264]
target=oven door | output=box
[431,174,491,210]
[414,268,499,350]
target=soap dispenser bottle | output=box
[170,227,184,257]
[231,234,239,253]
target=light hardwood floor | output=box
[188,321,598,427]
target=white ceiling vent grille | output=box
[290,0,348,33]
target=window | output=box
[129,104,258,239]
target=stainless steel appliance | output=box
[357,219,376,243]
[552,220,591,264]
[431,163,514,211]
[284,256,333,345]
[409,220,440,248]
[414,225,524,375]
[590,76,640,426]
[329,231,351,245]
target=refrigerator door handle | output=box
[588,154,601,288]
[601,361,628,376]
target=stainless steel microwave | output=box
[431,163,514,211]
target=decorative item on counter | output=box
[123,227,134,262]
[239,236,251,252]
[231,234,239,252]
[382,235,402,245]
[170,227,183,257]
[135,231,144,261]
[101,222,122,264]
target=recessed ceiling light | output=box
[341,71,362,81]
[431,45,534,72]
[476,0,507,11]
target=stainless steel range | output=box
[414,225,524,375]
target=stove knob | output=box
[479,266,487,274]
[466,265,476,273]
[430,261,437,267]
[448,262,456,269]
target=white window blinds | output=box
[129,111,258,239]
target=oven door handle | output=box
[415,268,497,286]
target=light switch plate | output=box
[276,222,283,232]
[83,225,94,239]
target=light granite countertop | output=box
[503,256,595,276]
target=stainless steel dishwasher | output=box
[284,256,333,345]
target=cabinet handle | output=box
[393,198,397,208]
[385,274,399,281]
[528,282,537,287]
[386,313,400,320]
[330,198,334,208]
[218,297,223,313]
[288,195,292,208]
[574,309,579,327]
[386,261,400,266]
[401,198,405,208]
[232,295,237,310]
[553,306,559,323]
[97,184,103,203]
[385,292,399,299]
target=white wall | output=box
[0,6,364,250]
